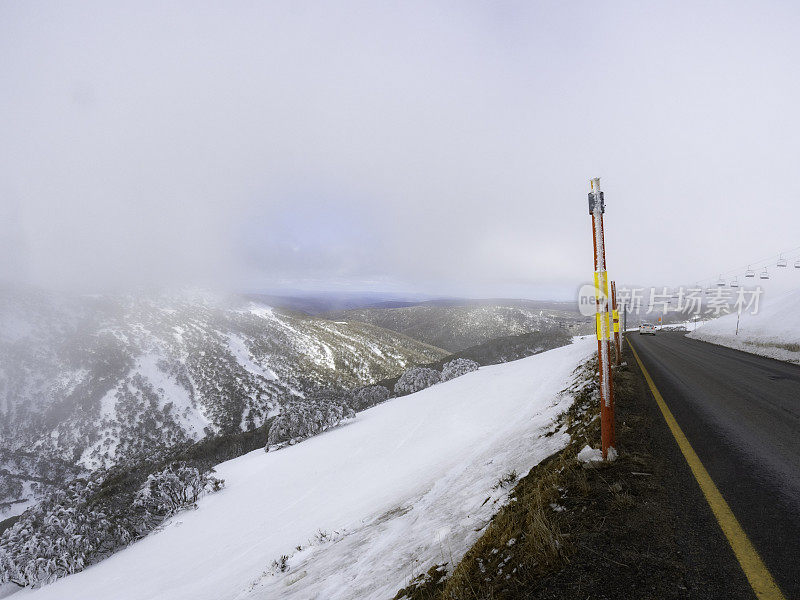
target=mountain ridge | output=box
[324,301,591,352]
[0,288,448,518]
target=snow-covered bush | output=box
[440,358,479,382]
[349,385,390,411]
[0,463,223,589]
[0,477,129,588]
[394,367,441,395]
[267,393,356,448]
[134,462,224,521]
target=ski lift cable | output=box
[665,245,800,290]
[676,248,799,290]
[689,244,800,287]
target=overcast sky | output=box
[2,1,799,299]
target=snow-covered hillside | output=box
[0,287,447,518]
[689,288,800,364]
[324,301,592,352]
[18,338,595,600]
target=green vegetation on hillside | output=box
[324,301,591,352]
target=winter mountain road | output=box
[629,332,800,599]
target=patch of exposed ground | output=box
[394,341,753,600]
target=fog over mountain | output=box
[3,3,800,597]
[0,287,447,518]
[3,2,799,298]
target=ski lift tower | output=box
[588,178,616,460]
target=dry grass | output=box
[394,341,755,600]
[393,355,633,600]
[438,453,572,599]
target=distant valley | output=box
[324,299,592,352]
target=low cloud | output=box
[2,2,799,296]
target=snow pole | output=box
[622,303,627,350]
[588,178,616,460]
[611,280,621,366]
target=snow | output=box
[576,445,603,463]
[243,303,275,320]
[77,352,213,470]
[78,387,121,470]
[136,353,211,434]
[576,444,616,463]
[21,338,596,600]
[226,334,277,381]
[688,288,800,364]
[0,583,21,599]
[0,481,36,520]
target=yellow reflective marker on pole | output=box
[595,312,611,340]
[593,270,609,297]
[594,271,611,340]
[612,309,620,333]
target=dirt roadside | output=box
[522,339,754,600]
[394,338,756,600]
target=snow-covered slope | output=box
[688,288,800,364]
[0,287,447,518]
[20,338,595,600]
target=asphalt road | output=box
[629,332,800,599]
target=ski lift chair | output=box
[760,267,770,280]
[777,255,787,268]
[795,259,800,269]
[730,277,739,288]
[745,266,755,278]
[716,275,726,286]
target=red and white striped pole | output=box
[588,177,616,459]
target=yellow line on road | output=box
[629,339,786,600]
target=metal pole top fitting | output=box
[588,177,604,215]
